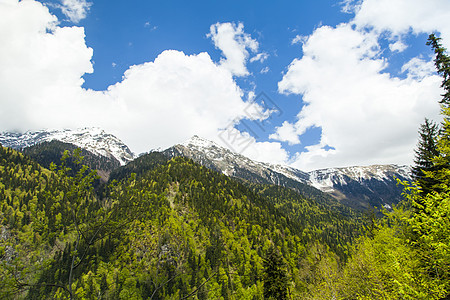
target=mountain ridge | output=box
[165,135,411,211]
[0,127,135,165]
[0,128,411,211]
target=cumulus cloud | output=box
[216,127,289,165]
[269,121,300,145]
[351,0,450,47]
[389,40,407,52]
[208,22,259,76]
[276,0,447,170]
[0,0,277,158]
[59,0,92,23]
[101,50,253,151]
[0,0,93,131]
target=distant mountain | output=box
[21,140,121,182]
[164,135,411,211]
[0,127,135,165]
[163,135,307,183]
[309,165,411,211]
[0,129,411,211]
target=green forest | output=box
[0,35,449,299]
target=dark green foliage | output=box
[1,145,363,299]
[263,245,288,300]
[412,118,440,195]
[108,151,168,182]
[427,34,450,107]
[248,183,361,259]
[21,140,120,182]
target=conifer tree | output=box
[427,34,450,108]
[412,118,439,195]
[262,245,288,300]
[403,34,450,298]
[427,34,450,188]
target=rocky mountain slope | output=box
[0,128,411,211]
[0,127,135,165]
[164,135,411,211]
[309,165,411,210]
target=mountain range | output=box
[0,127,134,165]
[0,127,411,211]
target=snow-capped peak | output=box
[308,164,411,192]
[181,135,220,149]
[0,127,136,165]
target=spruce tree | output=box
[263,245,288,300]
[412,118,439,195]
[427,34,450,187]
[403,34,450,298]
[427,34,450,108]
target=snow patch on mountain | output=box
[0,128,135,165]
[173,136,411,190]
[308,165,411,192]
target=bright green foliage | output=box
[404,186,450,298]
[0,146,361,299]
[337,208,426,299]
[297,34,450,300]
[337,34,450,299]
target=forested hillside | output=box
[0,145,361,299]
[21,140,121,182]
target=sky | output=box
[0,0,449,171]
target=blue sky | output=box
[0,0,449,170]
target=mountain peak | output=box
[181,135,220,149]
[0,127,135,165]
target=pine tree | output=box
[412,118,440,196]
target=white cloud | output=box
[59,0,92,23]
[0,0,93,131]
[208,22,259,76]
[291,35,306,45]
[0,1,275,156]
[216,128,289,165]
[352,0,450,48]
[389,40,407,52]
[269,121,300,145]
[278,23,442,171]
[260,66,270,74]
[102,50,254,151]
[339,0,362,14]
[401,57,436,80]
[250,52,269,63]
[275,0,450,170]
